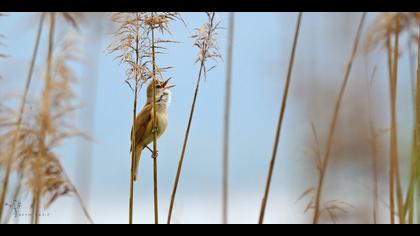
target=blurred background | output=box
[0,12,417,224]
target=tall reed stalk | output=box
[108,12,150,224]
[417,24,420,223]
[167,12,220,224]
[222,12,235,224]
[383,27,397,224]
[312,13,366,224]
[382,13,405,224]
[391,14,405,224]
[369,106,380,225]
[365,65,380,224]
[150,14,159,224]
[31,12,56,224]
[407,23,420,224]
[0,13,45,222]
[258,12,302,224]
[128,29,140,225]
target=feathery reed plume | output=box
[31,12,57,224]
[258,12,302,224]
[14,12,91,224]
[0,13,45,222]
[44,28,93,225]
[167,12,221,224]
[222,12,235,224]
[312,13,366,224]
[0,13,90,224]
[6,30,93,224]
[108,12,149,224]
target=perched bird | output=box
[131,78,175,181]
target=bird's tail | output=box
[133,147,143,182]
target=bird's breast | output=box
[156,112,168,137]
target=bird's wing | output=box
[133,103,154,148]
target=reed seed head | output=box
[192,12,221,76]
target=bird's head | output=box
[146,78,175,106]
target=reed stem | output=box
[150,15,159,224]
[128,22,141,224]
[222,12,235,225]
[167,13,216,224]
[366,66,379,224]
[386,30,396,225]
[416,23,420,225]
[0,13,45,222]
[167,63,204,224]
[312,13,366,224]
[258,12,302,224]
[389,14,405,224]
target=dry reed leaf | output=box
[304,199,315,215]
[310,121,323,172]
[297,187,315,203]
[321,200,354,223]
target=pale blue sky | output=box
[0,12,416,223]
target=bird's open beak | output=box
[162,78,175,89]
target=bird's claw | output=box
[148,149,158,159]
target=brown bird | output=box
[131,78,174,181]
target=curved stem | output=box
[167,13,216,224]
[312,13,366,224]
[258,12,302,224]
[167,64,204,224]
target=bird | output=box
[131,78,175,181]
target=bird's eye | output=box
[156,85,162,89]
